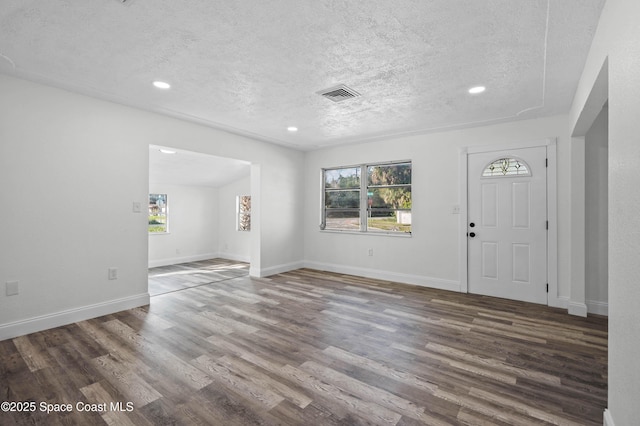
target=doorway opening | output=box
[584,103,609,315]
[147,145,252,296]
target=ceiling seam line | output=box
[516,0,549,116]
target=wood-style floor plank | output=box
[0,260,607,425]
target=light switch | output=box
[132,202,142,213]
[108,267,118,280]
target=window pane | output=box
[149,193,168,233]
[368,187,411,209]
[237,195,251,231]
[325,190,360,209]
[368,163,411,186]
[482,158,531,177]
[325,210,360,230]
[368,213,411,233]
[325,167,360,189]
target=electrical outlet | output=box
[108,267,118,280]
[132,201,142,213]
[6,281,19,296]
[452,205,461,214]
[368,248,374,256]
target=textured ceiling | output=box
[0,0,605,150]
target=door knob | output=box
[469,232,476,238]
[469,222,475,228]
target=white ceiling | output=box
[149,145,250,188]
[0,1,604,151]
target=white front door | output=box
[467,146,547,304]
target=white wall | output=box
[0,75,149,339]
[218,176,251,262]
[148,184,219,267]
[584,106,608,315]
[570,0,640,423]
[304,115,572,303]
[0,73,304,340]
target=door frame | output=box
[458,138,559,308]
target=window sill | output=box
[149,232,171,235]
[320,230,412,238]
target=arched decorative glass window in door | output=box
[482,157,531,177]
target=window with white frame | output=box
[237,195,251,231]
[321,161,412,234]
[482,157,531,177]
[149,193,168,233]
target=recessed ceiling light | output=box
[153,81,171,89]
[468,86,486,94]
[287,126,298,132]
[159,149,176,154]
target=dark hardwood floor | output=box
[1,261,607,425]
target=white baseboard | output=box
[604,409,615,426]
[550,296,607,316]
[303,261,461,292]
[253,261,305,278]
[148,252,220,268]
[568,300,588,317]
[0,293,150,341]
[586,299,609,316]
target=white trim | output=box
[603,409,615,426]
[458,147,469,293]
[551,295,569,310]
[466,138,556,154]
[460,138,558,307]
[568,301,588,317]
[304,261,460,292]
[0,293,150,341]
[148,252,220,268]
[558,297,609,317]
[586,299,609,316]
[572,58,608,137]
[569,136,587,316]
[320,230,412,238]
[253,261,305,278]
[547,139,560,308]
[555,298,608,317]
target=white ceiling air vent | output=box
[317,84,361,103]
